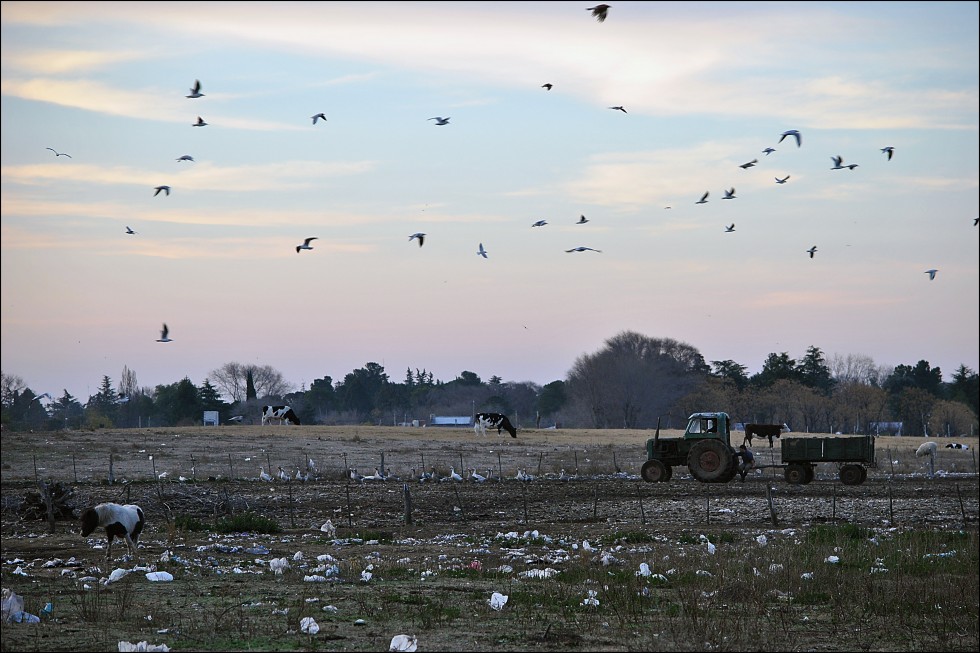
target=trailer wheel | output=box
[687,440,735,483]
[803,465,815,484]
[641,459,669,483]
[839,464,864,485]
[785,464,807,484]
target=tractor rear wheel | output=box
[839,464,864,485]
[687,440,735,483]
[785,464,807,484]
[641,459,669,483]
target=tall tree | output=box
[210,362,290,402]
[751,352,798,387]
[949,365,979,417]
[245,370,257,401]
[795,346,834,394]
[710,360,749,391]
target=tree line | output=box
[2,331,977,437]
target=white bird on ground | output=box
[349,468,364,483]
[577,215,589,224]
[45,147,72,158]
[409,232,425,247]
[763,147,776,155]
[154,185,170,196]
[806,246,818,259]
[193,116,207,127]
[477,243,488,258]
[156,323,172,342]
[565,246,601,253]
[449,467,464,482]
[725,224,735,232]
[295,468,307,482]
[176,155,194,162]
[532,219,548,227]
[186,80,204,98]
[696,191,709,204]
[881,146,895,161]
[125,226,137,235]
[469,469,487,483]
[428,117,450,125]
[779,129,801,147]
[277,466,290,482]
[924,269,938,280]
[587,4,610,22]
[311,112,327,124]
[296,237,317,253]
[775,175,790,184]
[722,187,736,199]
[259,467,273,482]
[739,159,758,169]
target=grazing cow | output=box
[80,502,145,560]
[474,412,518,438]
[261,405,301,426]
[743,423,790,448]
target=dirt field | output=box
[2,426,978,651]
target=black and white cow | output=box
[474,412,517,438]
[261,405,301,426]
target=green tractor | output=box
[640,412,739,483]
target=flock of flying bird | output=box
[39,3,968,348]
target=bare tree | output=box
[1,371,27,408]
[209,362,292,403]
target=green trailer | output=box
[780,435,876,485]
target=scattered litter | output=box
[145,571,173,582]
[117,641,170,652]
[636,562,652,577]
[824,556,840,564]
[756,534,768,547]
[270,558,290,575]
[354,618,366,625]
[300,616,319,634]
[488,592,508,611]
[389,634,418,652]
[581,589,599,607]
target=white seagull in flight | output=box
[532,220,548,227]
[46,147,72,158]
[806,246,817,258]
[779,130,802,147]
[775,175,790,184]
[186,80,204,98]
[477,243,488,258]
[696,191,709,204]
[725,223,735,232]
[722,187,736,199]
[176,155,194,162]
[125,226,136,235]
[577,215,589,224]
[831,155,858,170]
[154,185,170,196]
[311,113,327,125]
[409,232,426,247]
[193,116,207,127]
[739,159,758,169]
[566,246,602,253]
[428,117,450,125]
[296,237,317,253]
[763,147,776,155]
[924,269,938,280]
[609,105,627,113]
[881,146,895,161]
[156,323,173,342]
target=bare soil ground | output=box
[2,426,978,652]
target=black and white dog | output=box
[474,412,518,438]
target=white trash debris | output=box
[488,592,508,611]
[389,634,418,651]
[300,616,319,634]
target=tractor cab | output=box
[683,412,732,444]
[642,411,738,483]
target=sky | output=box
[2,1,978,403]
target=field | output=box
[1,425,978,652]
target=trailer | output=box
[780,435,876,485]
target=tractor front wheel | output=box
[641,459,670,483]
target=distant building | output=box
[428,415,472,427]
[870,421,903,436]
